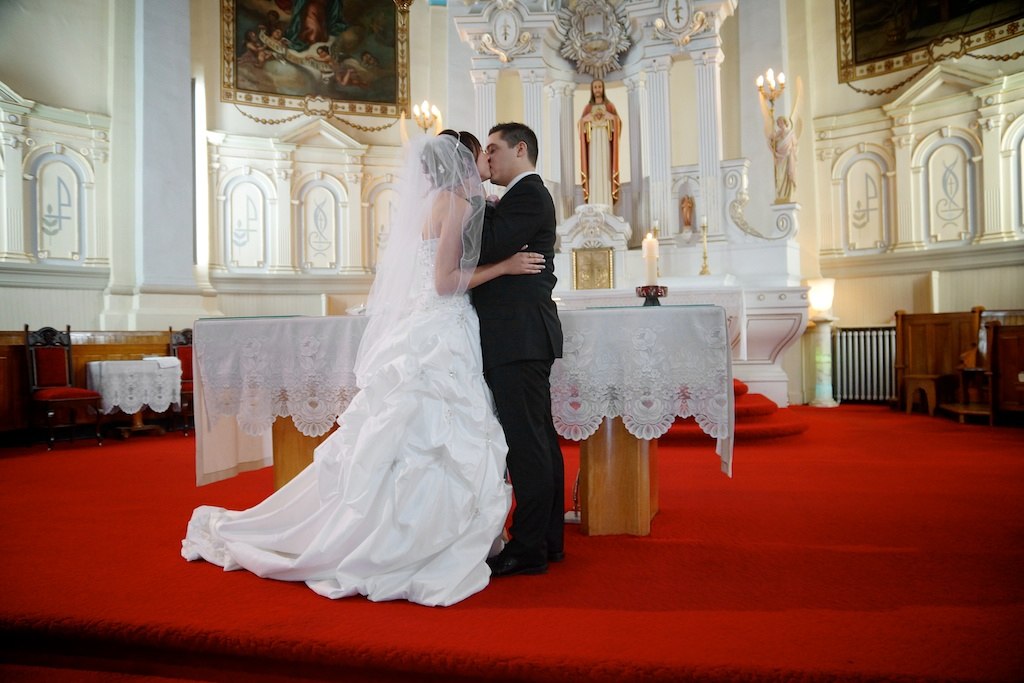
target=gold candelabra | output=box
[699,217,710,276]
[411,100,441,133]
[755,67,786,122]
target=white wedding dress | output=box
[182,240,512,606]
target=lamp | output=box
[756,67,786,112]
[411,100,442,134]
[807,278,838,408]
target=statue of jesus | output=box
[578,79,622,207]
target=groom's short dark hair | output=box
[489,122,538,166]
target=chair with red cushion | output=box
[24,325,103,450]
[169,327,194,435]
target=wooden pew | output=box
[894,307,984,416]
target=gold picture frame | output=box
[221,0,411,118]
[572,247,614,290]
[836,0,1024,83]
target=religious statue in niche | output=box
[578,78,621,207]
[758,77,803,203]
[680,195,694,228]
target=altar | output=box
[192,306,734,535]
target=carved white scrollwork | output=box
[556,0,631,79]
[652,0,707,48]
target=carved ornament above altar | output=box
[652,0,707,48]
[557,0,631,79]
[481,1,534,63]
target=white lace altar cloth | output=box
[552,306,733,476]
[85,358,181,415]
[193,306,733,482]
[197,316,369,438]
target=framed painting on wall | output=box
[221,0,411,118]
[836,0,1024,82]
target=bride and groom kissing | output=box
[182,122,565,606]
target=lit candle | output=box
[642,232,658,285]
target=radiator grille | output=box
[834,327,896,403]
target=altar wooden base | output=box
[271,419,334,490]
[116,410,164,439]
[579,416,659,536]
[268,415,660,536]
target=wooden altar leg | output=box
[579,416,659,536]
[117,410,164,438]
[271,420,334,490]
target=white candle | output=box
[642,232,658,285]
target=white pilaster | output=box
[545,80,576,221]
[470,69,498,143]
[0,114,29,262]
[623,70,648,244]
[102,0,206,330]
[519,68,545,177]
[891,130,923,251]
[688,45,724,236]
[976,100,1013,242]
[643,56,673,240]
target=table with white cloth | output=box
[86,357,182,437]
[193,306,733,535]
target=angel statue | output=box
[759,76,803,203]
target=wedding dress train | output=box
[182,240,511,606]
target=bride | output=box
[182,133,544,606]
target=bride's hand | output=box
[503,251,545,276]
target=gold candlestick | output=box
[699,220,710,276]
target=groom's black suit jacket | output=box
[472,174,563,370]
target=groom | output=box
[473,122,565,578]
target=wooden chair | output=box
[24,325,103,450]
[948,310,1024,424]
[169,327,194,435]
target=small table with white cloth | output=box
[192,307,734,535]
[86,357,182,437]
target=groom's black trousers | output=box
[484,359,564,561]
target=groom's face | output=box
[486,132,521,187]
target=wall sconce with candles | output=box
[400,100,443,143]
[807,278,838,407]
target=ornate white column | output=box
[544,79,576,221]
[687,44,725,236]
[623,70,648,243]
[643,56,673,240]
[519,68,545,177]
[470,69,498,143]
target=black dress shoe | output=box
[547,551,565,563]
[487,552,548,578]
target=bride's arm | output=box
[435,192,545,294]
[468,250,544,289]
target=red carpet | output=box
[1,406,1023,682]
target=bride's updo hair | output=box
[438,128,483,159]
[420,134,474,191]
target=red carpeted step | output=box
[734,392,777,419]
[661,406,809,442]
[733,378,749,397]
